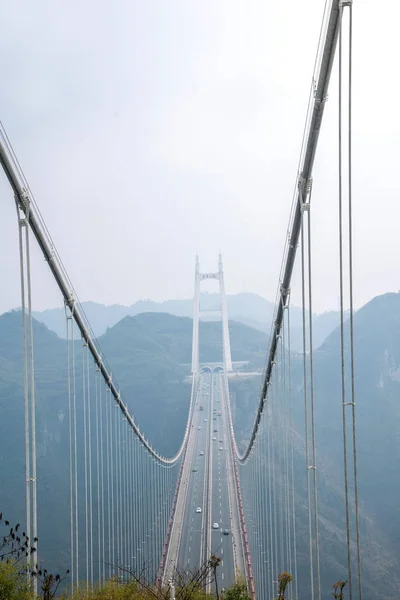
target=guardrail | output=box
[224,376,256,599]
[157,376,199,585]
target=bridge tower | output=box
[191,254,233,374]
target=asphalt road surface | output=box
[177,372,238,592]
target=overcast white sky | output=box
[0,0,398,315]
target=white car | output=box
[196,507,202,513]
[199,451,204,456]
[219,447,223,451]
[212,437,216,441]
[212,523,219,529]
[204,418,208,422]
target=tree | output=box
[332,580,347,600]
[209,555,222,600]
[34,567,69,600]
[0,513,36,564]
[0,562,32,600]
[222,580,251,600]
[276,571,292,599]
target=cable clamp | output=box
[307,465,316,470]
[280,284,291,308]
[298,176,313,211]
[20,189,31,214]
[343,402,355,406]
[339,0,352,7]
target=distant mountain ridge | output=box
[29,292,344,351]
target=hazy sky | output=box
[0,0,398,316]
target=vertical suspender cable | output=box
[99,375,105,582]
[87,355,93,585]
[267,392,274,596]
[65,308,74,592]
[339,2,362,598]
[282,314,291,587]
[115,408,120,567]
[95,368,101,582]
[277,339,285,573]
[306,193,321,600]
[72,321,78,588]
[17,211,31,583]
[287,305,298,600]
[110,397,115,573]
[105,386,111,579]
[301,208,314,600]
[338,7,353,599]
[25,221,38,595]
[347,3,362,597]
[82,341,89,587]
[123,417,128,575]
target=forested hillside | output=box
[1,295,400,598]
[229,293,400,599]
[0,310,266,575]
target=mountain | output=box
[31,294,344,351]
[229,292,400,599]
[0,310,267,575]
[1,294,396,598]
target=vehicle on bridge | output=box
[212,522,219,529]
[196,507,202,513]
[223,529,230,535]
[199,451,204,456]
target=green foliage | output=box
[69,579,142,599]
[222,581,250,600]
[0,562,32,600]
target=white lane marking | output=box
[188,558,190,564]
[221,548,224,555]
[222,560,224,566]
[189,546,191,552]
[222,573,224,580]
[190,536,192,541]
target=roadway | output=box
[209,373,236,592]
[175,372,242,592]
[177,373,212,574]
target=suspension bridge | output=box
[0,2,368,599]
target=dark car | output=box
[223,529,230,535]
